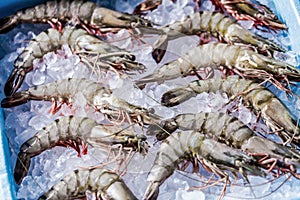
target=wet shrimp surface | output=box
[0,0,300,199]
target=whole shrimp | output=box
[160,76,300,146]
[143,130,265,200]
[14,115,148,185]
[0,0,152,35]
[210,0,287,31]
[38,167,138,200]
[4,26,146,96]
[147,112,300,178]
[136,43,300,89]
[151,10,285,63]
[134,0,286,31]
[1,78,161,125]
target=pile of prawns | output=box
[1,0,300,199]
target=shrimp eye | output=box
[131,22,138,28]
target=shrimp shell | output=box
[38,167,138,200]
[143,130,265,200]
[4,26,145,96]
[136,43,300,88]
[0,0,152,33]
[161,76,300,146]
[151,10,285,63]
[1,78,161,125]
[14,115,148,185]
[148,112,300,172]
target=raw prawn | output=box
[134,0,286,32]
[14,115,148,185]
[143,130,265,200]
[0,0,152,35]
[136,43,300,89]
[151,11,285,63]
[4,26,146,96]
[147,112,300,177]
[160,76,300,146]
[1,78,161,125]
[39,167,138,200]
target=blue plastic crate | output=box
[0,0,299,199]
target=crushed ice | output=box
[0,0,300,200]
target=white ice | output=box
[0,0,300,200]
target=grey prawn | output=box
[147,111,300,178]
[136,43,300,90]
[4,26,146,96]
[161,75,300,147]
[14,115,148,185]
[39,167,138,200]
[1,78,161,125]
[143,130,265,200]
[0,0,153,35]
[150,11,285,63]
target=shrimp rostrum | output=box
[143,130,265,200]
[14,115,148,185]
[4,26,146,96]
[160,75,300,147]
[0,0,152,34]
[1,78,161,125]
[151,11,285,63]
[147,112,300,178]
[136,43,300,90]
[39,167,138,200]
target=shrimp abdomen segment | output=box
[14,116,97,185]
[39,168,138,200]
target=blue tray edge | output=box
[0,0,299,200]
[274,0,300,53]
[0,108,16,200]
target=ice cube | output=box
[193,94,210,113]
[5,112,19,129]
[59,103,74,116]
[184,6,195,16]
[27,31,36,40]
[106,29,132,50]
[86,191,96,200]
[33,59,46,72]
[60,44,73,57]
[13,32,27,44]
[108,73,124,89]
[239,20,255,30]
[178,0,189,8]
[28,114,53,131]
[115,0,145,13]
[201,0,215,11]
[73,62,91,79]
[15,127,37,147]
[208,91,229,111]
[248,176,271,195]
[7,51,19,62]
[152,105,175,119]
[86,109,105,123]
[175,189,205,200]
[43,52,57,66]
[17,176,37,200]
[16,46,25,54]
[237,108,253,124]
[31,70,46,85]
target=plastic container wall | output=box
[0,0,299,199]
